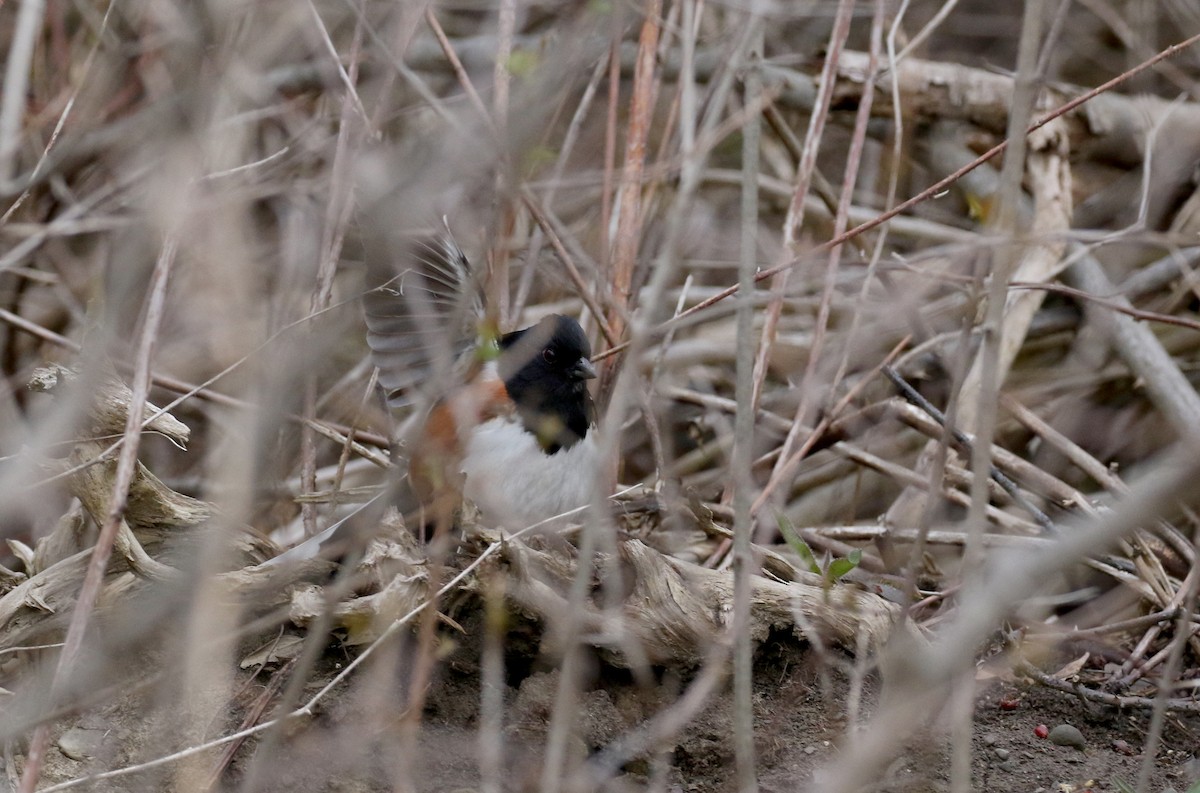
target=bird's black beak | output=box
[573,357,598,380]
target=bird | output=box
[366,232,602,532]
[266,231,603,565]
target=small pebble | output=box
[57,727,106,761]
[1048,724,1086,750]
[803,746,816,755]
[998,760,1019,773]
[994,748,1010,761]
[1112,739,1136,756]
[982,733,998,746]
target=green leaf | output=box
[827,558,853,581]
[474,334,501,363]
[825,549,862,583]
[521,144,558,177]
[506,50,539,78]
[776,515,820,574]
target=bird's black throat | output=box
[498,315,596,454]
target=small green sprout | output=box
[777,514,862,588]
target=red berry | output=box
[1034,724,1049,739]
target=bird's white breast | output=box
[460,416,602,529]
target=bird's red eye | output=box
[542,348,557,364]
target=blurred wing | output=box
[363,234,483,407]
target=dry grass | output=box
[2,1,1200,791]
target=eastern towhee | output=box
[269,231,602,563]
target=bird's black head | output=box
[499,314,597,453]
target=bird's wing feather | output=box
[363,232,483,407]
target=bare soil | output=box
[31,611,1200,793]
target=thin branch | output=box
[18,234,176,793]
[605,0,662,356]
[0,0,46,188]
[1066,246,1200,444]
[424,7,497,135]
[519,189,619,345]
[1010,279,1200,332]
[815,444,1200,792]
[733,8,764,791]
[593,28,1200,360]
[1016,659,1200,713]
[883,367,1056,532]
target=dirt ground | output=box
[30,610,1200,793]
